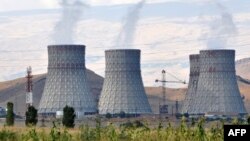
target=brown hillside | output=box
[236,58,250,80]
[0,69,103,116]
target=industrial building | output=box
[38,45,96,116]
[182,50,247,115]
[98,49,152,115]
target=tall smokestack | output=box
[98,49,152,114]
[38,45,96,116]
[190,50,246,115]
[181,54,200,114]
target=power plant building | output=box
[182,50,247,115]
[38,45,96,116]
[181,54,200,114]
[98,49,152,115]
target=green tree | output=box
[6,102,14,126]
[25,106,38,126]
[62,105,76,128]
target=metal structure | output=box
[181,54,200,114]
[186,50,247,115]
[156,70,167,106]
[26,66,33,107]
[155,70,168,114]
[98,49,152,115]
[38,45,96,116]
[155,70,186,114]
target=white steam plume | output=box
[116,0,146,48]
[205,2,237,49]
[52,0,88,44]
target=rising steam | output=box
[52,0,87,44]
[116,0,146,48]
[205,2,237,49]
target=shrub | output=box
[6,102,14,126]
[25,105,38,126]
[106,113,112,119]
[191,118,196,126]
[120,121,133,129]
[248,116,250,125]
[62,105,76,128]
[119,111,126,118]
[120,120,146,129]
[134,120,146,128]
[0,128,18,141]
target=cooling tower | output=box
[98,49,152,115]
[38,45,96,115]
[191,50,246,115]
[181,54,200,114]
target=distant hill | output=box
[236,57,250,80]
[1,57,250,115]
[0,69,186,115]
[0,69,103,116]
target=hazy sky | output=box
[0,0,250,87]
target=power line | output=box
[1,44,250,62]
[1,33,250,53]
[0,40,250,58]
[0,42,250,67]
[0,45,250,63]
[0,52,250,68]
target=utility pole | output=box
[26,66,33,109]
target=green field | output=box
[0,117,240,141]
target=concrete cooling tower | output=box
[98,49,152,115]
[190,50,246,115]
[38,45,96,116]
[181,54,200,114]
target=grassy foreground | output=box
[0,117,238,141]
